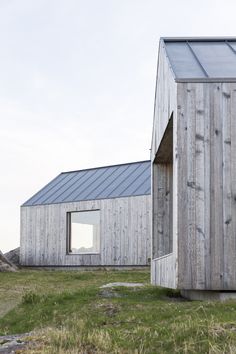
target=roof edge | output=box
[175,78,236,83]
[21,192,151,208]
[159,38,177,80]
[161,36,236,42]
[60,160,151,175]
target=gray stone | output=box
[0,333,31,353]
[4,248,20,267]
[0,251,18,272]
[100,282,144,289]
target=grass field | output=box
[1,270,236,353]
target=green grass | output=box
[1,270,236,353]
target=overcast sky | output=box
[1,0,236,252]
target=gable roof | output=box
[23,160,151,206]
[162,37,236,82]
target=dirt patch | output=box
[95,303,120,317]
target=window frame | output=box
[66,209,101,255]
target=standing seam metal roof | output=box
[22,160,151,206]
[162,37,236,81]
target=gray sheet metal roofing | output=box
[163,37,236,81]
[23,160,151,206]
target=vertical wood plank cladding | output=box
[151,41,177,162]
[153,164,173,259]
[28,205,34,265]
[151,41,178,289]
[177,83,213,289]
[20,195,151,267]
[125,198,130,265]
[131,197,138,264]
[177,82,236,290]
[152,163,158,260]
[172,102,179,289]
[151,254,176,288]
[222,82,233,289]
[187,85,197,288]
[229,85,236,288]
[203,85,211,289]
[151,43,236,290]
[20,207,27,265]
[195,84,206,288]
[210,83,224,289]
[146,196,151,263]
[177,84,190,287]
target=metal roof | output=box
[162,37,236,82]
[23,160,151,206]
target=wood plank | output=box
[210,83,224,289]
[229,84,236,287]
[194,83,206,289]
[186,83,197,288]
[222,82,232,289]
[151,254,176,288]
[203,83,211,289]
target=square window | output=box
[67,210,100,254]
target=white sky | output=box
[1,0,236,252]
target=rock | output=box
[99,288,124,298]
[0,251,18,272]
[0,333,32,353]
[4,247,20,267]
[99,283,144,299]
[100,282,144,288]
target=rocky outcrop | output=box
[0,251,18,272]
[4,247,20,267]
[0,333,33,353]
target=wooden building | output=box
[151,38,236,298]
[20,161,151,267]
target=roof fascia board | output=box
[161,37,236,42]
[150,40,164,151]
[160,38,177,80]
[175,78,236,83]
[150,39,177,153]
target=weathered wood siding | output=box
[177,82,236,290]
[20,195,151,266]
[151,254,176,288]
[152,163,173,259]
[151,40,236,291]
[151,40,177,160]
[151,40,178,288]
